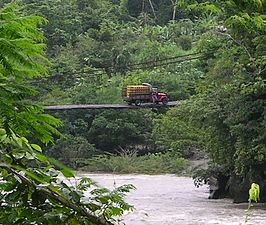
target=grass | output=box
[78,150,189,175]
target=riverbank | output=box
[80,174,266,225]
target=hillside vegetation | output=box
[0,3,265,224]
[17,0,266,196]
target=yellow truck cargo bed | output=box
[125,85,151,96]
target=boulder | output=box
[227,175,249,203]
[208,174,230,199]
[228,175,266,203]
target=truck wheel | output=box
[127,101,132,105]
[162,98,169,105]
[135,100,141,106]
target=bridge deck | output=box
[44,101,179,110]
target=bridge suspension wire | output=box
[118,52,206,68]
[79,53,209,77]
[127,53,207,70]
[85,52,212,77]
[30,51,213,83]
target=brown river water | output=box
[79,174,266,225]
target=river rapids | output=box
[79,174,266,225]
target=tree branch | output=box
[0,163,114,225]
[216,31,252,59]
[148,0,157,19]
[170,0,177,22]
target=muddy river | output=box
[80,174,266,225]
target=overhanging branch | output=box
[0,163,114,225]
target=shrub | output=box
[80,150,189,174]
[178,35,192,51]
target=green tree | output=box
[181,0,266,201]
[87,110,153,153]
[148,0,265,202]
[0,3,133,224]
[197,0,265,175]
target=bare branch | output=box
[142,0,145,12]
[170,0,177,22]
[148,0,157,19]
[216,31,252,59]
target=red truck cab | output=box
[150,91,169,105]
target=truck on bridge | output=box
[122,83,169,106]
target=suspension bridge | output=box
[44,101,179,111]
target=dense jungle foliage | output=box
[0,2,135,225]
[0,0,265,223]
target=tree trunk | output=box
[148,0,156,19]
[170,0,177,22]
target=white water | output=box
[80,174,266,225]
